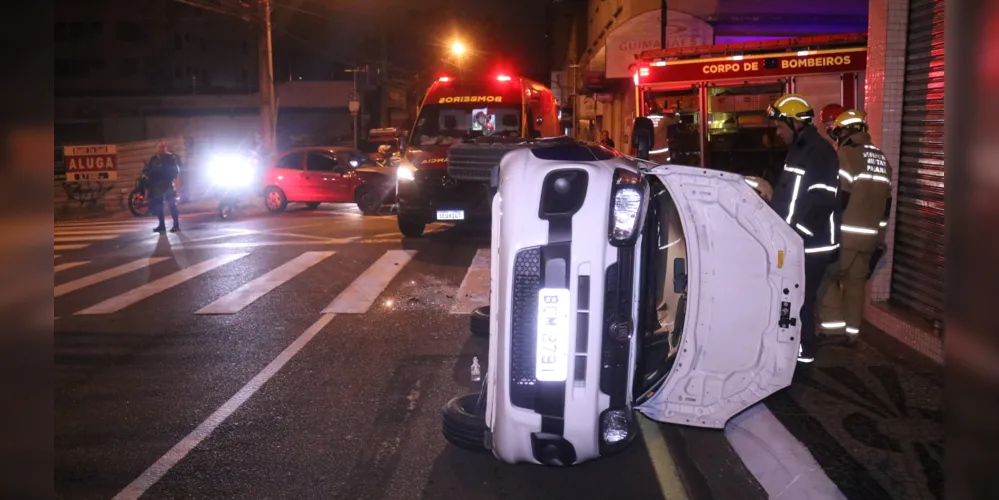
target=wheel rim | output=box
[267,191,282,209]
[361,192,376,210]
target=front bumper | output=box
[396,170,493,220]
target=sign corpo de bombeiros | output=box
[64,144,118,182]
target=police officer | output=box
[766,94,842,364]
[143,142,182,233]
[818,110,893,345]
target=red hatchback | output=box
[260,146,395,214]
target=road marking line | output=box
[638,415,690,500]
[54,244,89,251]
[196,251,335,315]
[75,254,247,315]
[725,403,846,499]
[54,261,89,273]
[55,257,170,297]
[174,238,357,250]
[451,249,490,314]
[54,220,149,228]
[54,235,120,242]
[54,228,139,235]
[322,250,417,313]
[112,312,338,500]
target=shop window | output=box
[644,88,702,167]
[706,83,786,182]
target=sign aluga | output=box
[63,144,118,182]
[604,10,714,79]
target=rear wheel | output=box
[469,306,489,337]
[305,202,321,210]
[355,186,382,215]
[264,187,288,213]
[441,393,489,452]
[128,190,149,217]
[398,214,426,238]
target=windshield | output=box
[411,103,523,146]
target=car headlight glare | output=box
[208,154,254,187]
[611,187,642,240]
[397,164,416,181]
[600,409,630,444]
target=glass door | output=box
[705,81,787,185]
[643,87,701,167]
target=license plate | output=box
[536,288,571,382]
[436,210,465,221]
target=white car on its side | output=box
[441,139,805,466]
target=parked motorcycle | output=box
[128,172,151,217]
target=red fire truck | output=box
[394,74,560,237]
[630,34,868,186]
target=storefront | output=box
[631,34,867,184]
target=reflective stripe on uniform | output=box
[786,175,802,224]
[856,173,891,184]
[650,147,669,154]
[841,224,878,235]
[839,169,854,183]
[822,321,847,329]
[808,183,837,194]
[795,223,814,236]
[830,213,836,244]
[879,220,888,227]
[846,327,860,334]
[784,165,806,175]
[805,243,840,254]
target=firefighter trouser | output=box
[801,253,832,352]
[818,248,871,337]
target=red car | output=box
[260,146,395,215]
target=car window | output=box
[306,152,339,172]
[275,152,304,170]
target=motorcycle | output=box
[208,151,259,220]
[128,172,151,217]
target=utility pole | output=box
[258,0,277,156]
[346,67,367,149]
[660,0,668,49]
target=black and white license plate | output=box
[536,288,570,382]
[436,210,465,221]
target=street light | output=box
[451,40,466,56]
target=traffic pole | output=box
[258,0,277,157]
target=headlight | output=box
[209,154,254,187]
[608,169,647,246]
[396,164,416,181]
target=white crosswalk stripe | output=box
[195,251,336,315]
[322,250,417,313]
[55,257,171,298]
[54,219,149,251]
[76,254,249,315]
[55,261,89,273]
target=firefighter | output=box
[818,110,893,345]
[766,94,842,364]
[819,103,846,146]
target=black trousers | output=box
[802,252,835,349]
[151,192,179,227]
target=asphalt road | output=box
[54,203,941,500]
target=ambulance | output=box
[394,74,560,237]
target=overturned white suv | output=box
[442,137,805,466]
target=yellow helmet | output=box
[832,109,868,136]
[766,94,815,122]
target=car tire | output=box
[398,214,426,238]
[441,393,489,453]
[469,306,489,337]
[305,202,321,210]
[264,187,288,213]
[355,186,382,215]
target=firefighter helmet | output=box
[820,103,846,125]
[766,94,815,122]
[832,109,868,137]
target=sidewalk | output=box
[764,323,944,499]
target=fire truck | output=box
[394,74,560,237]
[630,34,868,186]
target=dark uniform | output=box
[144,150,182,232]
[769,124,842,358]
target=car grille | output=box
[447,143,523,183]
[510,246,542,409]
[414,170,486,206]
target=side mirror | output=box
[631,117,656,160]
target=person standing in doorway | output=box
[600,130,615,149]
[766,94,843,365]
[143,142,182,233]
[818,110,893,345]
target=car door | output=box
[636,165,805,429]
[271,151,307,202]
[304,150,349,202]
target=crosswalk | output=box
[54,248,493,318]
[54,219,151,252]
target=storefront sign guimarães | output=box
[643,48,867,84]
[605,10,714,79]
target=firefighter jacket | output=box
[837,131,893,252]
[649,114,677,164]
[770,125,842,255]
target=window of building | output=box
[119,58,138,77]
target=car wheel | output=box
[469,306,489,337]
[264,187,288,213]
[441,393,489,453]
[398,214,426,238]
[305,202,321,210]
[355,186,382,215]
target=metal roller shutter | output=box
[890,0,945,328]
